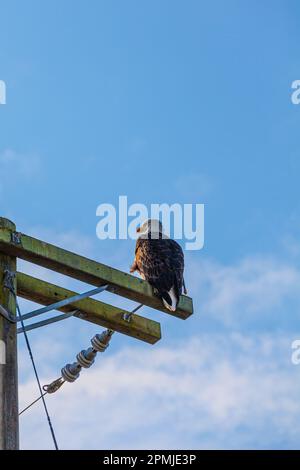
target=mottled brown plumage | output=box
[130,220,185,311]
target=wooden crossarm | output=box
[0,228,193,319]
[16,272,161,344]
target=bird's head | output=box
[136,219,164,239]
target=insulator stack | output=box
[61,362,81,383]
[52,328,116,385]
[76,347,97,368]
[91,329,114,352]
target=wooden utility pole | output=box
[0,216,193,449]
[0,217,18,450]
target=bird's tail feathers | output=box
[183,278,188,295]
[161,287,178,312]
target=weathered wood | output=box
[17,272,161,344]
[0,218,18,450]
[0,228,193,319]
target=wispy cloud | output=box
[187,254,300,327]
[19,333,300,450]
[16,225,300,449]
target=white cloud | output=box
[18,333,300,450]
[186,254,300,326]
[14,224,300,449]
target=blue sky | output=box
[1,0,300,449]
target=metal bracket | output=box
[0,269,17,323]
[17,284,108,323]
[11,231,22,245]
[3,269,16,294]
[0,303,16,323]
[17,284,108,333]
[17,310,77,334]
[123,303,143,322]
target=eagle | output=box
[130,219,187,311]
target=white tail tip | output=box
[162,287,178,312]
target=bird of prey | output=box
[130,219,187,311]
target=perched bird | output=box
[130,219,187,312]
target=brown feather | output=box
[134,236,184,308]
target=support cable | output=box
[4,269,59,450]
[16,300,59,450]
[19,302,144,416]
